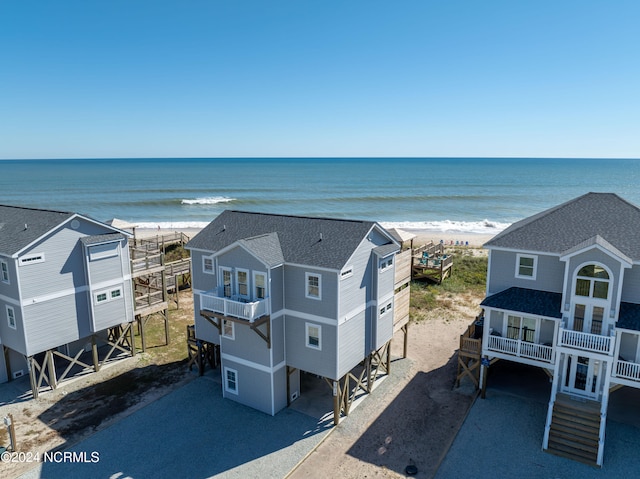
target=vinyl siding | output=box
[273,365,288,414]
[194,292,221,344]
[221,319,270,367]
[622,266,640,303]
[0,257,20,301]
[284,265,337,319]
[271,315,285,366]
[85,243,124,284]
[337,312,366,378]
[270,266,284,313]
[221,358,274,414]
[487,250,564,295]
[338,238,374,317]
[285,313,337,379]
[376,304,394,350]
[191,250,218,293]
[91,291,131,332]
[0,300,27,355]
[22,297,84,356]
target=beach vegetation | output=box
[164,244,190,263]
[410,252,487,321]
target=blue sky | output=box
[1,1,639,159]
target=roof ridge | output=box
[0,204,74,215]
[227,210,371,224]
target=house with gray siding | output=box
[479,192,640,466]
[0,205,135,394]
[186,210,400,419]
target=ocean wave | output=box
[380,219,511,235]
[181,197,235,205]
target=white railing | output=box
[199,291,268,322]
[558,327,614,355]
[615,359,640,382]
[487,335,554,363]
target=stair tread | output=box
[550,423,599,442]
[548,433,599,452]
[552,410,600,427]
[546,445,599,468]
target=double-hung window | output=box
[202,256,214,274]
[305,273,321,300]
[306,323,321,350]
[222,319,235,340]
[516,254,537,280]
[224,367,238,394]
[7,306,16,330]
[0,260,9,284]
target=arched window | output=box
[575,264,609,300]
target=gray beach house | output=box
[186,210,401,419]
[0,205,135,393]
[479,192,640,466]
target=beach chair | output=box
[420,251,429,265]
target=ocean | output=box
[1,157,639,235]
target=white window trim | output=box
[94,286,124,305]
[340,266,354,280]
[516,254,537,280]
[202,255,215,275]
[253,271,267,300]
[224,367,238,394]
[379,255,394,272]
[306,322,322,350]
[6,306,16,330]
[19,253,45,266]
[236,268,250,298]
[1,259,9,284]
[305,272,322,300]
[222,319,235,340]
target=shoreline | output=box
[135,226,496,248]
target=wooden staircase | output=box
[546,393,601,467]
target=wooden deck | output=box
[411,242,453,283]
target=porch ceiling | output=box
[481,287,562,319]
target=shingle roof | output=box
[237,233,285,268]
[187,210,391,270]
[481,287,563,319]
[616,302,640,332]
[485,193,640,259]
[80,233,127,246]
[0,205,75,256]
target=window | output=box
[221,268,232,298]
[222,319,235,340]
[237,269,249,297]
[340,267,354,280]
[7,306,16,330]
[254,273,266,299]
[516,254,537,279]
[305,273,321,300]
[380,302,392,316]
[224,367,238,394]
[306,323,321,350]
[95,287,123,304]
[19,253,45,266]
[202,256,214,274]
[0,260,8,284]
[575,264,609,300]
[379,256,393,272]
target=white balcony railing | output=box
[615,359,640,382]
[487,335,554,363]
[199,291,268,322]
[558,326,614,355]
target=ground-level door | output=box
[562,354,603,400]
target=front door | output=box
[563,354,602,399]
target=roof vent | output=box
[24,223,28,230]
[319,233,323,241]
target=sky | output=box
[1,0,639,159]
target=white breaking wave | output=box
[181,196,235,205]
[380,219,511,235]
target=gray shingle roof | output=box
[187,210,391,270]
[481,287,563,319]
[0,205,75,256]
[237,233,285,268]
[80,233,127,246]
[485,193,640,259]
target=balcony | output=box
[615,359,640,383]
[199,291,268,322]
[486,335,554,363]
[558,322,614,355]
